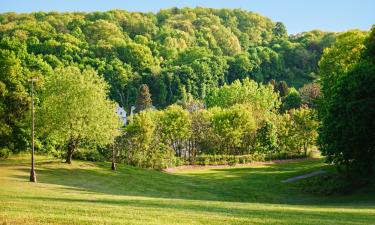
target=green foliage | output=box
[205,78,280,112]
[256,120,277,153]
[0,8,336,113]
[37,66,121,163]
[209,104,256,155]
[194,153,266,166]
[0,147,11,158]
[0,38,52,154]
[158,105,191,156]
[135,84,152,112]
[281,88,302,112]
[277,81,289,97]
[276,107,319,155]
[318,30,367,99]
[319,27,375,176]
[73,148,105,162]
[122,110,176,169]
[290,107,319,156]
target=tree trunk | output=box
[66,141,76,164]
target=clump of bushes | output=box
[193,152,308,166]
[194,153,263,166]
[73,149,105,162]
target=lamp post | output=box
[111,141,117,171]
[111,128,124,171]
[29,78,37,183]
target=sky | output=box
[0,0,374,34]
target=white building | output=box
[116,106,127,125]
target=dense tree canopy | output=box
[0,8,336,113]
[318,27,375,176]
[0,8,363,165]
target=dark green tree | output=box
[319,27,375,176]
[135,84,152,113]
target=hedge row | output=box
[190,152,310,166]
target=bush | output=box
[73,149,105,162]
[194,153,266,166]
[0,147,11,158]
[265,152,310,161]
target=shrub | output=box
[0,147,11,158]
[194,153,267,166]
[73,149,105,162]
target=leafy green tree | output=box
[273,22,287,39]
[122,110,156,167]
[0,50,30,155]
[135,84,152,112]
[319,27,375,176]
[281,88,302,112]
[206,78,280,112]
[318,30,367,99]
[38,66,121,163]
[256,120,278,153]
[227,53,254,83]
[210,104,256,155]
[158,105,191,156]
[118,42,155,72]
[291,107,319,156]
[277,81,289,97]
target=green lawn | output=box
[0,156,374,225]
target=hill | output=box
[0,8,335,110]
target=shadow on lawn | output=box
[17,195,375,224]
[10,160,332,204]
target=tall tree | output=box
[38,66,121,164]
[135,84,152,112]
[318,27,375,176]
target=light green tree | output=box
[158,105,191,157]
[38,66,121,163]
[291,107,319,156]
[210,104,256,155]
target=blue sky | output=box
[0,0,374,34]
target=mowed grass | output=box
[1,156,375,225]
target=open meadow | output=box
[1,156,374,225]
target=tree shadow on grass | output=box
[16,195,375,225]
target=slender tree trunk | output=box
[66,141,76,164]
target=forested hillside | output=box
[0,8,335,109]
[0,8,339,157]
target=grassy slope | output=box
[0,156,374,225]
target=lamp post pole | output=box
[29,78,37,182]
[111,142,116,171]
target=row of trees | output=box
[118,79,319,169]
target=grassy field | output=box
[1,156,374,225]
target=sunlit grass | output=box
[0,155,374,224]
